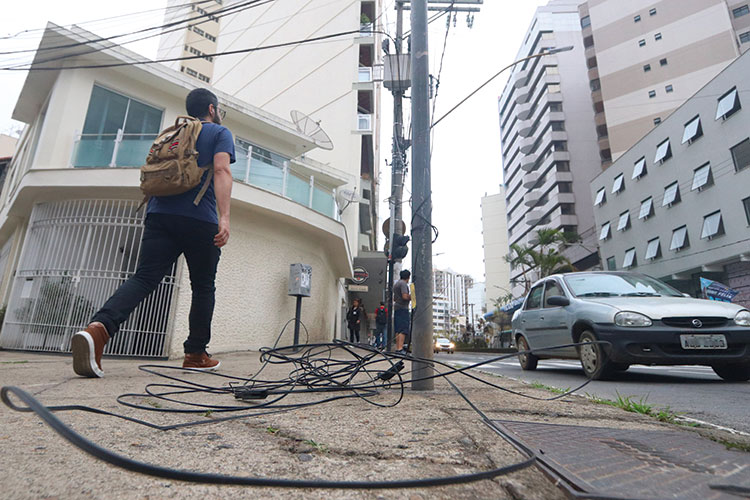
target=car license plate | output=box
[680,334,727,350]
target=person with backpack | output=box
[374,301,387,349]
[71,88,235,378]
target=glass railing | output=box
[71,131,157,168]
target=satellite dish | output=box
[335,188,362,215]
[290,110,334,150]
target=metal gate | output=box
[0,200,178,357]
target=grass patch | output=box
[714,438,750,453]
[586,391,682,424]
[529,381,570,395]
[0,360,29,364]
[304,439,329,453]
[266,426,280,435]
[203,410,214,417]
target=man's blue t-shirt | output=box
[147,122,236,224]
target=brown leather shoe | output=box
[71,322,110,378]
[183,352,220,371]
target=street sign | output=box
[352,267,369,284]
[348,284,369,292]
[382,218,407,237]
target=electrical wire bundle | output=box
[1,339,605,490]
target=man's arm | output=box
[213,151,232,248]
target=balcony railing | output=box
[71,132,339,220]
[72,130,156,168]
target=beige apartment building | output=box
[579,0,749,163]
[480,189,511,313]
[158,0,383,257]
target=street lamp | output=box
[431,46,575,129]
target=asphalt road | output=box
[438,351,750,435]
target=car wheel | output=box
[712,363,750,382]
[577,331,615,380]
[449,350,454,354]
[517,336,538,370]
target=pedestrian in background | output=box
[346,297,365,343]
[393,270,411,354]
[374,301,387,349]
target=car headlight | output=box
[735,310,750,327]
[449,342,455,348]
[615,311,652,327]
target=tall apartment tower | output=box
[480,188,511,313]
[499,0,601,293]
[162,0,383,256]
[157,0,223,84]
[433,268,473,319]
[579,0,748,163]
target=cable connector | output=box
[376,360,404,381]
[233,387,269,400]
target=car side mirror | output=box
[546,295,570,307]
[683,293,692,298]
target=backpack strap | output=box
[193,163,214,206]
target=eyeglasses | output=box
[217,106,226,120]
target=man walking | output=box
[393,270,411,354]
[71,88,235,377]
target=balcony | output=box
[516,101,534,120]
[523,171,540,188]
[71,131,156,168]
[513,69,530,89]
[519,136,536,154]
[520,153,538,172]
[515,89,531,105]
[518,119,534,137]
[526,210,545,226]
[524,190,543,207]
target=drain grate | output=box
[493,420,750,500]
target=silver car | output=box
[511,271,750,381]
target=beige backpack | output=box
[139,115,213,206]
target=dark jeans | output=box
[348,324,360,343]
[375,323,386,347]
[92,213,221,354]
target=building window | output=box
[590,78,601,91]
[654,138,671,164]
[634,15,641,22]
[716,87,741,120]
[662,181,680,207]
[632,157,647,179]
[692,163,713,191]
[649,8,657,15]
[617,211,630,231]
[654,32,662,41]
[741,31,750,44]
[639,39,646,47]
[660,58,668,66]
[733,5,749,18]
[186,67,198,77]
[701,211,724,239]
[611,173,625,194]
[670,226,689,251]
[558,182,573,193]
[581,15,591,27]
[639,197,654,220]
[623,248,637,268]
[653,117,661,125]
[606,257,617,270]
[682,115,703,144]
[549,102,563,112]
[584,35,594,48]
[743,197,750,225]
[643,64,651,72]
[548,84,562,93]
[645,237,661,260]
[731,138,750,172]
[551,121,565,131]
[553,141,567,151]
[594,187,606,206]
[76,85,163,168]
[599,222,611,241]
[648,90,656,98]
[556,160,570,171]
[665,84,673,93]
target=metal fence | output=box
[0,200,178,357]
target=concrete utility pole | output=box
[409,0,434,391]
[385,1,408,353]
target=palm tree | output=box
[504,228,576,294]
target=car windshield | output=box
[437,338,450,343]
[563,273,683,298]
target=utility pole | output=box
[384,0,408,353]
[409,0,434,391]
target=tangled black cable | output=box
[1,340,608,490]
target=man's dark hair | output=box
[186,88,218,118]
[400,270,411,279]
[380,301,385,306]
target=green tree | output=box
[504,228,577,294]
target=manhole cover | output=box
[493,420,750,500]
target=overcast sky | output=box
[0,0,550,283]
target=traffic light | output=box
[391,234,410,260]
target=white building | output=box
[158,0,384,256]
[432,268,473,332]
[0,24,354,358]
[481,188,511,311]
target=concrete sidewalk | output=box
[0,349,745,500]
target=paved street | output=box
[441,351,750,435]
